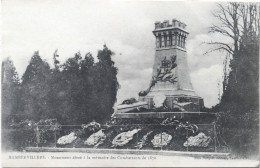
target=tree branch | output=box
[209,25,234,39]
[204,45,234,56]
[207,42,234,53]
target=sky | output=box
[2,0,229,107]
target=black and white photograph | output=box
[1,0,259,167]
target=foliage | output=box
[49,45,119,124]
[93,45,119,122]
[161,119,199,137]
[81,121,101,133]
[10,119,36,129]
[20,51,52,121]
[8,121,216,152]
[209,2,259,158]
[3,128,36,151]
[176,121,199,135]
[5,45,119,125]
[1,57,21,128]
[2,119,61,150]
[2,45,119,150]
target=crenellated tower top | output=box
[153,19,188,50]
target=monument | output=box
[116,19,207,118]
[139,19,204,111]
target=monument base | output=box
[113,111,216,124]
[139,93,204,112]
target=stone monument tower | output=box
[139,19,204,111]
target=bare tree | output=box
[207,2,260,58]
